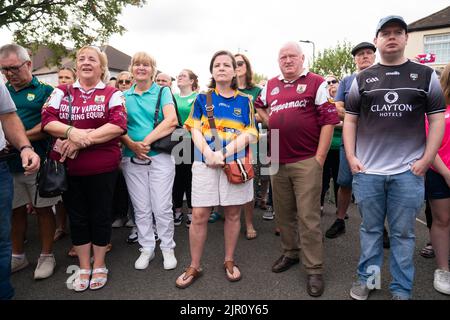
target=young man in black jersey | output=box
[344,16,446,300]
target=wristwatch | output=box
[20,145,34,152]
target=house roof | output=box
[31,45,131,75]
[408,6,450,32]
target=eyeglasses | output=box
[131,157,152,165]
[327,80,338,85]
[118,79,132,85]
[0,61,28,74]
[236,61,245,67]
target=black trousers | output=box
[321,149,340,207]
[112,168,129,220]
[63,170,118,246]
[172,162,192,209]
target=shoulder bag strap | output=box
[153,86,164,127]
[206,90,222,152]
[154,86,182,127]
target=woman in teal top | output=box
[172,69,198,228]
[121,51,179,272]
[235,53,263,241]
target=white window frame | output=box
[424,33,450,65]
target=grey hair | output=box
[0,44,31,62]
[279,41,303,56]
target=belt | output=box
[0,148,19,162]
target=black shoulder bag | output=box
[35,86,72,201]
[150,86,187,153]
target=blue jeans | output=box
[0,162,14,300]
[352,170,424,299]
[337,144,352,188]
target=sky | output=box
[0,0,449,89]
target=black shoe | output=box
[325,219,345,239]
[271,255,299,273]
[383,228,390,249]
[307,274,325,297]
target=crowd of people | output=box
[0,14,449,300]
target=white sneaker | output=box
[134,248,155,270]
[434,269,450,295]
[112,218,125,228]
[11,255,29,273]
[34,255,56,280]
[161,249,177,270]
[125,218,136,228]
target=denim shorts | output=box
[425,169,450,199]
[337,145,352,187]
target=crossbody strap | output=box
[206,90,222,152]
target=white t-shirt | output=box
[0,78,17,151]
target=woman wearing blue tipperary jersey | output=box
[176,50,258,289]
[120,52,179,272]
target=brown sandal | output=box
[224,261,242,282]
[175,266,202,289]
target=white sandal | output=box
[89,267,109,290]
[73,269,91,292]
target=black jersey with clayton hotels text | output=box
[346,60,445,175]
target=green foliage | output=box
[253,72,267,86]
[0,0,146,64]
[310,41,356,79]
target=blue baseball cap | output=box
[376,15,408,36]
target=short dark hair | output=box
[208,50,238,90]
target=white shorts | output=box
[12,172,61,209]
[191,161,253,207]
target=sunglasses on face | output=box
[236,61,245,67]
[0,61,28,74]
[327,80,338,85]
[119,79,131,85]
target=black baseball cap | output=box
[351,42,376,56]
[375,15,408,36]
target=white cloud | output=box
[1,0,448,89]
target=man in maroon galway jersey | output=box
[255,41,339,297]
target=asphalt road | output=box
[10,199,450,302]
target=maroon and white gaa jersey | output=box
[255,71,339,164]
[42,81,127,176]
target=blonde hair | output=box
[76,46,109,82]
[129,52,157,81]
[440,63,450,106]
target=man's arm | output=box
[315,125,334,166]
[343,114,365,173]
[26,122,47,141]
[256,108,269,127]
[1,112,40,174]
[335,101,346,121]
[411,112,445,176]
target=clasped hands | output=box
[59,128,94,162]
[205,150,225,168]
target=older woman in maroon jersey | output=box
[42,46,127,292]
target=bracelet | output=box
[65,126,74,139]
[20,145,33,152]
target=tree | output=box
[310,41,356,79]
[253,72,267,86]
[0,0,146,63]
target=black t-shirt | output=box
[346,60,445,174]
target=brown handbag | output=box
[206,91,254,184]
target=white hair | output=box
[279,41,303,56]
[0,44,31,62]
